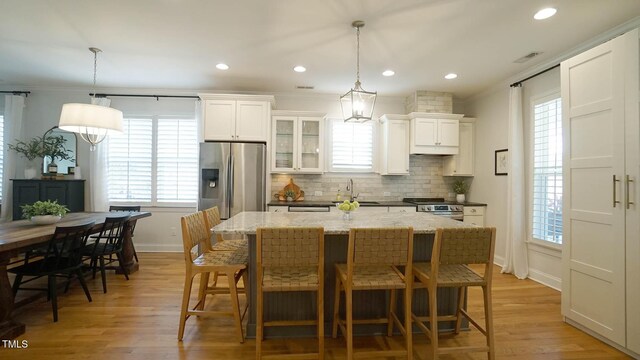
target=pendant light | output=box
[340,20,377,123]
[59,47,123,151]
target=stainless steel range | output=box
[403,197,464,221]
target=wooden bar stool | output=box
[412,227,496,360]
[177,211,248,342]
[202,206,248,252]
[202,206,249,291]
[256,227,324,360]
[332,227,414,360]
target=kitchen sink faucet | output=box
[346,179,359,201]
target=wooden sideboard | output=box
[11,179,85,220]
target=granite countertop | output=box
[213,211,474,235]
[267,200,486,207]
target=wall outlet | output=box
[383,192,391,197]
[314,191,323,196]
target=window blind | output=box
[331,120,374,171]
[108,118,153,202]
[156,118,198,203]
[532,97,563,244]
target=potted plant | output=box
[451,179,469,204]
[8,135,73,177]
[42,135,74,174]
[284,189,296,202]
[21,200,70,225]
[8,137,43,179]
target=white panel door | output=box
[203,100,235,141]
[386,120,410,174]
[413,118,437,146]
[561,33,626,345]
[236,100,268,141]
[438,119,460,147]
[623,29,640,355]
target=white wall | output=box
[464,68,562,290]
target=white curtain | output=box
[88,97,111,212]
[1,95,26,222]
[502,85,529,279]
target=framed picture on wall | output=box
[495,149,508,176]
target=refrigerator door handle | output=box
[228,154,234,207]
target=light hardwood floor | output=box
[2,253,631,359]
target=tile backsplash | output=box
[271,155,464,202]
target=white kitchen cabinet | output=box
[271,111,325,174]
[463,206,484,226]
[379,115,410,175]
[443,118,475,176]
[356,207,390,214]
[561,28,639,354]
[388,206,416,213]
[199,94,274,142]
[409,112,463,155]
[268,206,288,213]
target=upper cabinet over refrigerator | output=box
[199,94,275,142]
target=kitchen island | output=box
[213,211,474,338]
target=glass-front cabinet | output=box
[271,111,325,174]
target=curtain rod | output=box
[90,93,200,100]
[0,91,31,97]
[510,63,560,87]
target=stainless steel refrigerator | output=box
[198,142,266,219]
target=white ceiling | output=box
[1,0,639,98]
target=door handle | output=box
[627,175,635,209]
[613,175,620,207]
[229,155,234,207]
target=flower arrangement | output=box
[451,179,469,195]
[284,189,296,201]
[8,135,74,163]
[337,200,360,212]
[21,200,69,219]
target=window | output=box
[108,116,197,206]
[531,96,562,244]
[0,115,3,201]
[329,119,374,172]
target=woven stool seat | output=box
[263,266,319,291]
[414,263,485,287]
[335,264,406,290]
[193,249,248,269]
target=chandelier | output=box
[340,20,377,123]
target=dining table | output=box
[212,211,475,338]
[0,211,151,340]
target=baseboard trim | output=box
[528,268,561,291]
[493,254,505,267]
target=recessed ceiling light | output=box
[216,63,229,70]
[445,73,458,80]
[534,8,557,20]
[382,70,395,77]
[293,65,306,73]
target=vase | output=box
[341,210,352,220]
[456,194,466,203]
[30,215,62,225]
[24,167,37,179]
[286,196,293,202]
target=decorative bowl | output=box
[30,215,62,225]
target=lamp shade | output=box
[340,87,377,123]
[59,103,123,135]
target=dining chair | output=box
[412,227,497,360]
[109,205,141,262]
[256,227,325,359]
[332,227,414,360]
[81,214,131,293]
[178,211,248,342]
[10,221,96,322]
